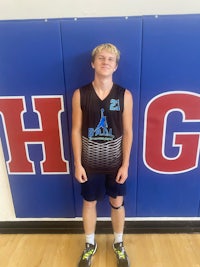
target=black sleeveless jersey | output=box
[80,83,125,173]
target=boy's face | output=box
[91,49,118,77]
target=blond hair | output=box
[91,43,120,63]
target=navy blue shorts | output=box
[81,172,126,201]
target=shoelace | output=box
[114,247,126,260]
[82,248,95,260]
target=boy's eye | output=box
[98,56,115,62]
[108,58,115,62]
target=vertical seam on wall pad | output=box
[58,20,77,217]
[135,17,144,217]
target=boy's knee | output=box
[109,199,124,210]
[83,200,97,208]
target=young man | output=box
[72,43,133,267]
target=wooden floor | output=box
[1,233,200,267]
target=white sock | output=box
[85,233,95,245]
[114,232,123,244]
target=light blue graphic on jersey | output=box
[88,108,114,141]
[109,99,120,111]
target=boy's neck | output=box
[92,79,113,100]
[92,77,113,91]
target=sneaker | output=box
[113,242,130,267]
[78,243,97,267]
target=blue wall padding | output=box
[0,20,75,217]
[0,15,200,218]
[61,17,142,217]
[138,15,200,216]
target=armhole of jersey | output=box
[79,87,83,111]
[121,88,125,113]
